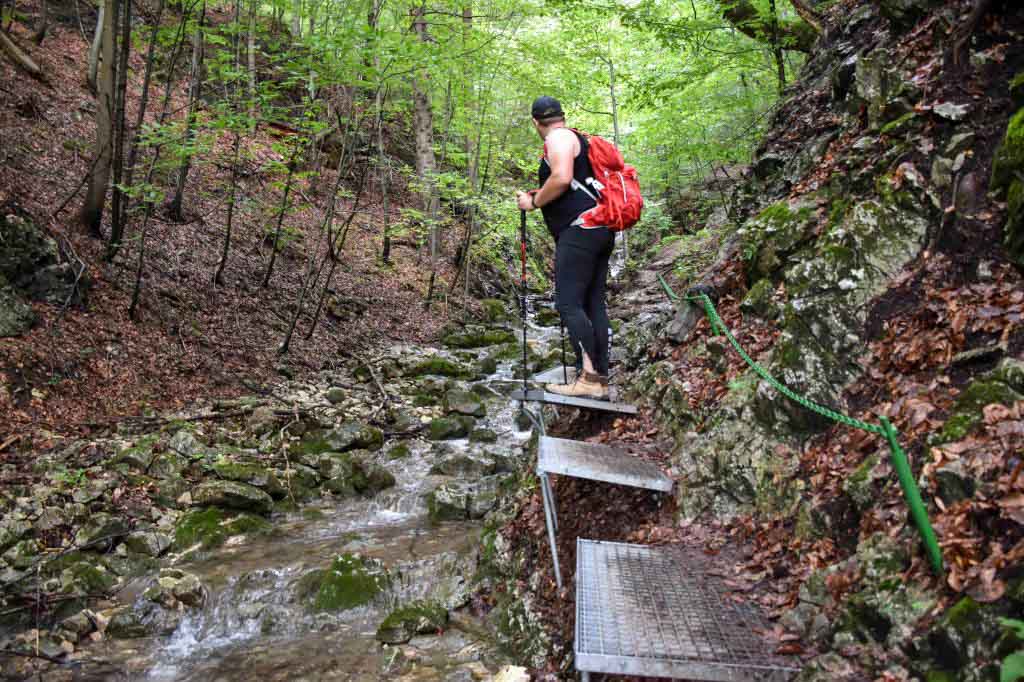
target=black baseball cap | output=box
[531,96,564,121]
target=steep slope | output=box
[481,0,1024,679]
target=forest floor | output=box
[0,18,476,453]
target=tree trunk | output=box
[0,25,43,77]
[603,54,628,264]
[31,0,47,45]
[79,0,118,238]
[411,3,439,310]
[168,1,205,223]
[262,144,300,287]
[767,0,785,93]
[86,0,103,90]
[108,0,132,254]
[215,0,244,286]
[114,0,167,255]
[247,0,257,126]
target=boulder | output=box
[426,476,501,523]
[168,430,202,458]
[404,356,475,379]
[443,388,486,417]
[429,451,497,478]
[0,285,35,337]
[428,415,476,440]
[324,422,384,452]
[172,507,271,551]
[469,428,498,444]
[0,209,58,285]
[123,530,172,557]
[25,263,90,305]
[211,459,288,499]
[376,601,448,644]
[74,513,128,549]
[192,480,274,515]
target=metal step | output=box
[538,436,671,492]
[533,365,577,384]
[510,388,637,415]
[575,539,799,682]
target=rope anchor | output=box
[657,274,943,576]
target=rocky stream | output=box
[0,294,580,681]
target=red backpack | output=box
[573,130,643,232]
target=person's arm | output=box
[517,129,575,211]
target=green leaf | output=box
[1002,651,1024,682]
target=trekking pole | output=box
[560,323,568,384]
[519,209,529,398]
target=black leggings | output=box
[555,225,615,376]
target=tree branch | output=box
[720,0,816,53]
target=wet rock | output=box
[427,477,501,523]
[428,415,476,440]
[386,442,411,459]
[469,428,498,444]
[321,453,396,497]
[122,530,172,557]
[443,326,515,349]
[376,601,449,644]
[444,389,486,418]
[296,553,389,612]
[0,285,36,337]
[144,568,207,609]
[477,355,498,375]
[192,480,273,515]
[172,507,271,551]
[429,451,497,478]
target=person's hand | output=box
[516,191,535,211]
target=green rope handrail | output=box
[657,274,943,576]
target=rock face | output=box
[992,104,1024,267]
[0,285,35,337]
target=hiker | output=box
[516,96,613,401]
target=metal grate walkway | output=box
[575,540,799,681]
[511,388,638,415]
[536,437,672,589]
[538,437,671,493]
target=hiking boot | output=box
[546,371,608,400]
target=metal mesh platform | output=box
[538,437,672,493]
[511,389,638,415]
[575,540,799,681]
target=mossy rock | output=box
[443,388,486,417]
[936,378,1023,444]
[376,600,448,644]
[114,436,159,471]
[0,285,36,338]
[325,422,385,452]
[211,459,287,499]
[442,327,516,349]
[739,278,780,320]
[1006,179,1024,267]
[1011,72,1024,108]
[404,357,475,379]
[387,443,411,460]
[534,308,560,327]
[477,355,498,375]
[879,111,918,136]
[172,508,271,551]
[297,553,389,612]
[740,197,818,282]
[192,480,274,515]
[843,452,883,512]
[992,107,1024,193]
[469,428,498,444]
[60,560,117,595]
[428,415,476,440]
[479,298,509,322]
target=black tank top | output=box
[538,130,597,240]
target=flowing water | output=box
[80,308,565,682]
